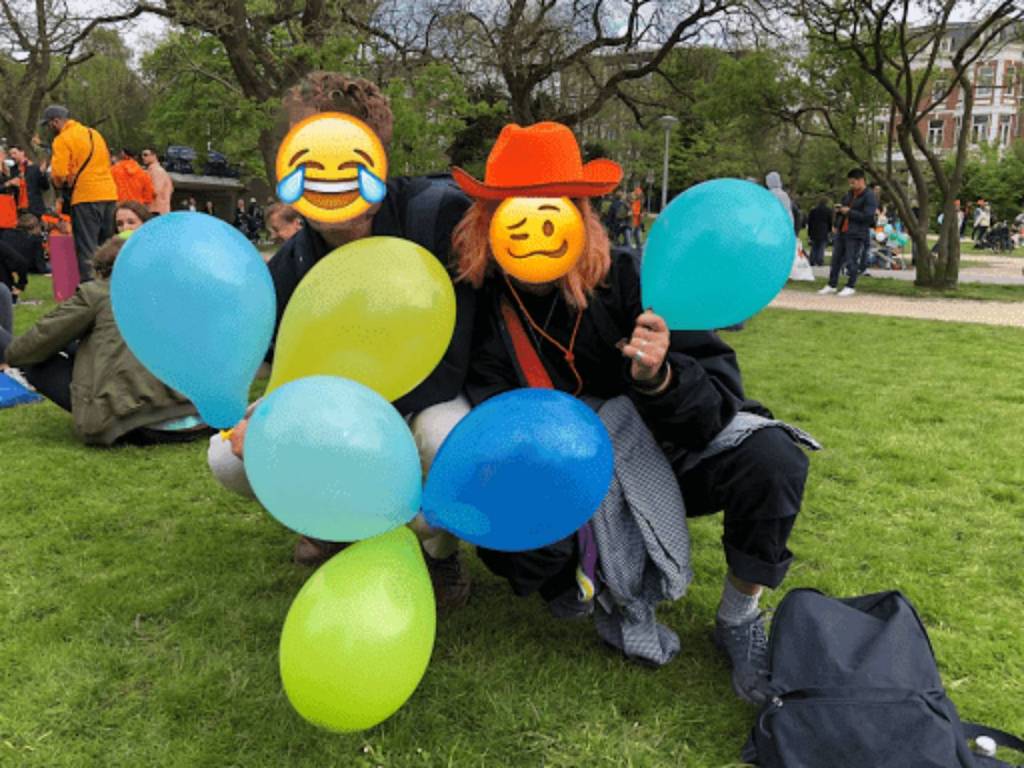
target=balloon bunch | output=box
[112,220,452,731]
[246,236,459,732]
[110,215,614,731]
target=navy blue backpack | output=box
[744,590,1024,768]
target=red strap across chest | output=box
[500,297,554,389]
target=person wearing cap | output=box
[41,105,118,281]
[450,122,816,705]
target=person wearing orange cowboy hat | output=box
[449,122,818,704]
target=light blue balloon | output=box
[244,376,422,542]
[641,179,796,330]
[422,389,613,552]
[111,212,275,427]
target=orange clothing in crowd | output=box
[630,187,643,227]
[111,158,155,205]
[49,119,117,206]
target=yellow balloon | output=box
[267,236,457,401]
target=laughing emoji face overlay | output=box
[275,113,388,224]
[489,197,586,284]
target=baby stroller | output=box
[976,222,1013,253]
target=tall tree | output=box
[0,0,146,148]
[55,29,152,153]
[136,0,358,180]
[342,0,742,126]
[778,0,1023,288]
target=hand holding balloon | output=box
[620,310,670,382]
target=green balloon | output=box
[279,527,436,732]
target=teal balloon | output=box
[111,212,275,427]
[244,376,422,542]
[641,179,795,330]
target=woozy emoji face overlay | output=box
[489,197,585,284]
[275,113,388,224]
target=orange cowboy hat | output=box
[451,121,622,200]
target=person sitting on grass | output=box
[450,122,818,704]
[114,200,152,233]
[1,237,208,446]
[205,71,477,613]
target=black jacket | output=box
[837,188,878,241]
[0,239,29,291]
[18,162,49,218]
[807,203,833,242]
[266,175,474,416]
[0,229,46,273]
[467,249,769,456]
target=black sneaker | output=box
[712,614,771,705]
[423,550,471,615]
[546,588,594,620]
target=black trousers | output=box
[478,426,809,599]
[827,234,867,289]
[71,201,116,282]
[21,347,208,446]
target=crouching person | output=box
[449,122,819,704]
[206,71,476,613]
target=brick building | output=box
[919,23,1023,151]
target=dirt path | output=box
[771,289,1024,328]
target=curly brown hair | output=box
[281,72,393,148]
[92,237,125,279]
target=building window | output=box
[932,77,948,102]
[1006,70,1017,99]
[977,64,996,99]
[928,120,945,146]
[971,114,990,143]
[998,115,1012,144]
[941,36,954,53]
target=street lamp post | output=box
[658,115,679,212]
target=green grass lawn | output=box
[3,278,1023,767]
[786,276,1024,303]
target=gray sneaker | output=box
[712,614,771,705]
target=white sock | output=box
[716,574,761,626]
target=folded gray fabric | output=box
[591,396,693,667]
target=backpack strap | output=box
[962,721,1024,765]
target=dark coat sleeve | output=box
[608,253,743,451]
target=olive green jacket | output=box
[5,279,197,445]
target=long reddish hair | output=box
[452,198,611,309]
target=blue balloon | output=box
[245,376,421,542]
[422,389,613,552]
[641,179,795,330]
[111,212,275,427]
